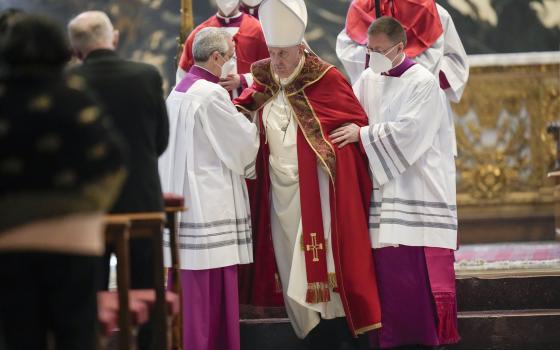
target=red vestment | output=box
[345,0,443,58]
[234,54,382,336]
[178,13,269,74]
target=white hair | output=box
[192,27,231,63]
[67,11,114,54]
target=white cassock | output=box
[263,59,345,338]
[159,78,259,270]
[353,63,458,250]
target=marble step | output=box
[240,270,560,321]
[240,309,560,350]
[456,269,560,311]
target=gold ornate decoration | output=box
[306,232,324,262]
[452,63,560,207]
[177,0,194,67]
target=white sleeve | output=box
[243,73,254,88]
[176,67,187,85]
[201,89,259,178]
[359,78,444,186]
[413,34,444,77]
[336,29,368,85]
[352,73,366,107]
[438,5,469,103]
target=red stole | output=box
[297,124,330,303]
[345,0,443,58]
[235,55,382,335]
[178,13,269,74]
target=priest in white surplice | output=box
[331,17,460,349]
[336,1,469,102]
[158,28,258,350]
[234,0,381,348]
[335,1,469,164]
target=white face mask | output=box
[216,0,239,16]
[242,0,262,7]
[368,44,400,74]
[219,55,237,79]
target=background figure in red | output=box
[337,0,441,83]
[240,0,262,19]
[176,0,268,98]
[336,0,469,105]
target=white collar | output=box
[216,12,243,20]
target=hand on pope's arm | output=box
[330,123,360,148]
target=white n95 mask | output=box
[368,44,399,74]
[220,56,237,79]
[242,0,262,6]
[216,0,239,16]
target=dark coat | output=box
[69,49,169,213]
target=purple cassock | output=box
[169,65,241,350]
[369,58,460,349]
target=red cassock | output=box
[178,13,269,74]
[234,54,382,336]
[345,0,443,58]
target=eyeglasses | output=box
[218,51,235,61]
[366,43,400,56]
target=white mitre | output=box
[259,0,307,47]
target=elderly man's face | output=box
[268,45,304,79]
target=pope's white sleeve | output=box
[243,73,254,88]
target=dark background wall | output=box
[1,0,558,90]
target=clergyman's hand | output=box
[330,123,360,148]
[219,74,241,91]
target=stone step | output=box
[240,318,302,350]
[240,309,560,350]
[240,270,560,320]
[449,309,560,350]
[456,269,560,311]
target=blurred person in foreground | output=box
[0,14,125,350]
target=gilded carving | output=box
[453,63,560,206]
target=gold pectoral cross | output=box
[306,232,324,262]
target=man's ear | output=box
[112,29,120,49]
[398,42,405,55]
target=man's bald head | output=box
[67,11,118,60]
